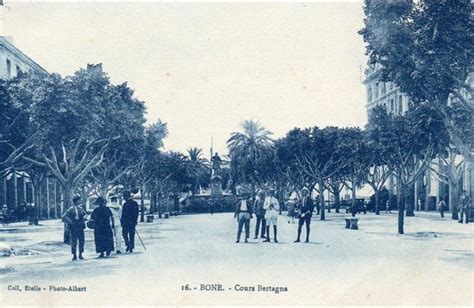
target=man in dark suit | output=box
[121,190,139,253]
[62,196,87,260]
[234,192,253,243]
[294,188,314,243]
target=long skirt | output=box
[94,226,114,253]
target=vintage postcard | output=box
[0,0,473,306]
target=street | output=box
[1,211,473,306]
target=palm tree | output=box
[187,147,207,164]
[186,147,210,195]
[227,120,273,197]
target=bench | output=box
[146,215,154,223]
[345,218,359,230]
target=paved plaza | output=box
[1,212,473,306]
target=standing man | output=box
[121,191,139,253]
[108,195,123,254]
[438,198,446,218]
[62,196,87,261]
[294,188,314,243]
[385,199,391,214]
[458,190,471,224]
[234,192,252,243]
[253,191,266,239]
[263,189,280,243]
[2,205,9,226]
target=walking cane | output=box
[136,229,147,250]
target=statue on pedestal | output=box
[211,152,222,177]
[210,152,223,214]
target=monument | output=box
[210,152,223,213]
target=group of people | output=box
[234,188,315,243]
[0,202,38,225]
[438,190,471,223]
[62,191,139,261]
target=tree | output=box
[88,82,146,197]
[366,106,393,215]
[359,0,474,162]
[186,147,211,195]
[134,121,168,221]
[278,127,348,220]
[7,66,115,211]
[428,101,473,219]
[339,128,371,216]
[368,105,448,234]
[227,119,273,198]
[3,64,152,214]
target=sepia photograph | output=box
[0,0,473,306]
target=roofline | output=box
[0,36,48,74]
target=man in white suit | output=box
[263,189,279,243]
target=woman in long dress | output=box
[91,197,115,258]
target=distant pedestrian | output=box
[91,197,114,258]
[234,192,252,243]
[253,191,266,239]
[438,198,446,218]
[458,190,471,224]
[108,196,123,254]
[1,204,9,226]
[263,189,279,243]
[287,199,296,224]
[27,203,36,225]
[385,200,391,214]
[121,191,139,253]
[62,196,87,261]
[294,188,314,243]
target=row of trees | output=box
[227,98,471,234]
[0,64,211,222]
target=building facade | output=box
[363,64,473,212]
[0,36,47,79]
[0,36,61,221]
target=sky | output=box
[2,1,368,156]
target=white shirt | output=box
[240,200,248,211]
[264,196,280,212]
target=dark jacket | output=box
[296,196,314,217]
[121,199,139,227]
[234,199,253,217]
[62,205,87,229]
[253,198,266,216]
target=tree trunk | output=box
[449,181,460,220]
[406,183,415,217]
[398,184,406,234]
[351,179,357,217]
[63,183,74,210]
[140,186,145,222]
[13,170,18,212]
[319,179,325,221]
[157,193,162,218]
[33,181,40,224]
[374,189,380,215]
[334,190,340,213]
[150,192,156,214]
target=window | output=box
[16,65,21,76]
[6,59,11,78]
[390,99,394,112]
[381,82,386,95]
[375,82,379,98]
[398,96,403,114]
[368,86,373,102]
